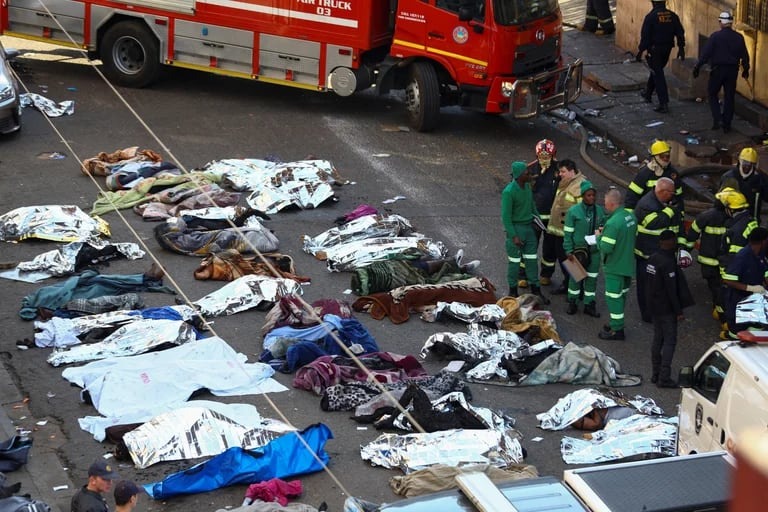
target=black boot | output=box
[551,282,568,295]
[531,286,550,305]
[654,103,669,113]
[566,301,578,315]
[583,302,600,318]
[598,328,625,340]
[640,89,652,103]
[508,286,518,297]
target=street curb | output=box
[0,359,76,512]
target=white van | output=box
[677,336,768,455]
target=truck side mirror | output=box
[678,366,694,388]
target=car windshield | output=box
[494,0,559,25]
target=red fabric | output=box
[244,478,302,506]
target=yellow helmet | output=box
[650,140,671,156]
[739,147,758,164]
[716,187,749,209]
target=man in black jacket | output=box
[645,230,693,387]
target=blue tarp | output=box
[143,423,333,499]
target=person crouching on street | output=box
[645,229,694,387]
[721,227,768,340]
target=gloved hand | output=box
[677,46,685,60]
[692,66,700,78]
[746,284,767,294]
[742,69,750,80]
[635,51,643,62]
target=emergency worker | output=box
[519,139,559,288]
[722,227,768,339]
[597,188,637,340]
[633,177,684,323]
[636,0,685,113]
[625,140,683,209]
[645,229,694,387]
[502,161,550,304]
[718,188,758,275]
[71,460,120,512]
[718,148,768,224]
[581,0,615,35]
[693,12,750,133]
[564,180,606,317]
[547,159,588,294]
[686,197,728,320]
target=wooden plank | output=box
[454,472,519,512]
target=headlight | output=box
[0,85,16,104]
[501,81,514,97]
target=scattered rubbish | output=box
[587,135,602,144]
[584,109,600,117]
[628,155,639,163]
[53,485,69,492]
[36,151,66,160]
[46,392,56,398]
[381,125,410,132]
[645,121,664,127]
[343,289,353,294]
[67,87,77,91]
[372,153,391,158]
[606,139,615,150]
[382,195,406,204]
[696,97,704,102]
[102,453,113,459]
[679,130,689,135]
[20,93,75,117]
[685,137,700,145]
[356,427,368,430]
[445,360,465,372]
[36,420,48,426]
[531,437,544,442]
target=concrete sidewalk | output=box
[1,360,75,512]
[562,26,768,170]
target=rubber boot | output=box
[583,302,600,318]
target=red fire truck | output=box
[0,0,582,131]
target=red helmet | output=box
[535,139,556,157]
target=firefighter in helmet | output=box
[625,140,684,210]
[718,147,768,224]
[717,187,758,275]
[519,139,560,288]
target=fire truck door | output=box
[427,1,489,79]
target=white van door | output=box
[678,348,731,454]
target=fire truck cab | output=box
[1,0,582,131]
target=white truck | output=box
[677,335,768,456]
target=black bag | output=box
[0,437,32,473]
[572,247,591,268]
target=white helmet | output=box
[718,12,733,25]
[678,249,693,268]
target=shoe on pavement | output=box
[455,249,464,266]
[640,90,652,103]
[551,283,568,295]
[598,329,625,340]
[711,122,721,130]
[508,286,518,297]
[518,279,529,288]
[602,323,612,332]
[657,379,678,388]
[583,303,601,318]
[462,260,481,272]
[539,276,552,286]
[653,103,669,113]
[566,302,578,315]
[651,374,659,384]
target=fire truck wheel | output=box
[101,21,161,88]
[405,62,440,132]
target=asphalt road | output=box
[0,35,718,512]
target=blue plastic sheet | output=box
[144,423,333,499]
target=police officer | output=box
[625,140,683,210]
[636,0,685,114]
[693,12,750,133]
[597,188,637,340]
[564,180,606,317]
[502,161,550,304]
[520,139,560,289]
[633,178,685,323]
[686,197,728,320]
[645,229,694,387]
[719,147,768,224]
[722,227,768,339]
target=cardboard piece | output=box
[563,258,587,283]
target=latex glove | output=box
[677,47,685,60]
[746,284,767,294]
[635,51,643,62]
[692,66,700,79]
[742,69,750,80]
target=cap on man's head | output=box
[88,460,120,480]
[749,227,768,243]
[510,161,528,178]
[718,11,734,24]
[113,480,144,505]
[659,229,676,242]
[580,180,596,195]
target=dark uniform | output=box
[582,0,615,34]
[645,240,693,384]
[694,22,750,131]
[625,162,684,210]
[719,168,768,224]
[722,245,768,337]
[637,1,685,110]
[719,210,758,273]
[71,486,108,512]
[686,203,728,316]
[634,190,685,321]
[528,159,560,281]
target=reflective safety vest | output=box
[634,192,684,259]
[686,206,728,267]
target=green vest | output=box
[501,180,537,237]
[598,207,637,277]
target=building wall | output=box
[615,0,765,107]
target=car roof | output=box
[714,340,768,380]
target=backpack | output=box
[0,496,52,512]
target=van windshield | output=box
[494,0,559,25]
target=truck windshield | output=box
[494,0,559,25]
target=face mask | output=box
[538,155,552,168]
[654,154,671,169]
[739,161,755,178]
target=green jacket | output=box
[564,202,607,255]
[598,207,638,277]
[501,180,537,237]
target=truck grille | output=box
[512,38,558,76]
